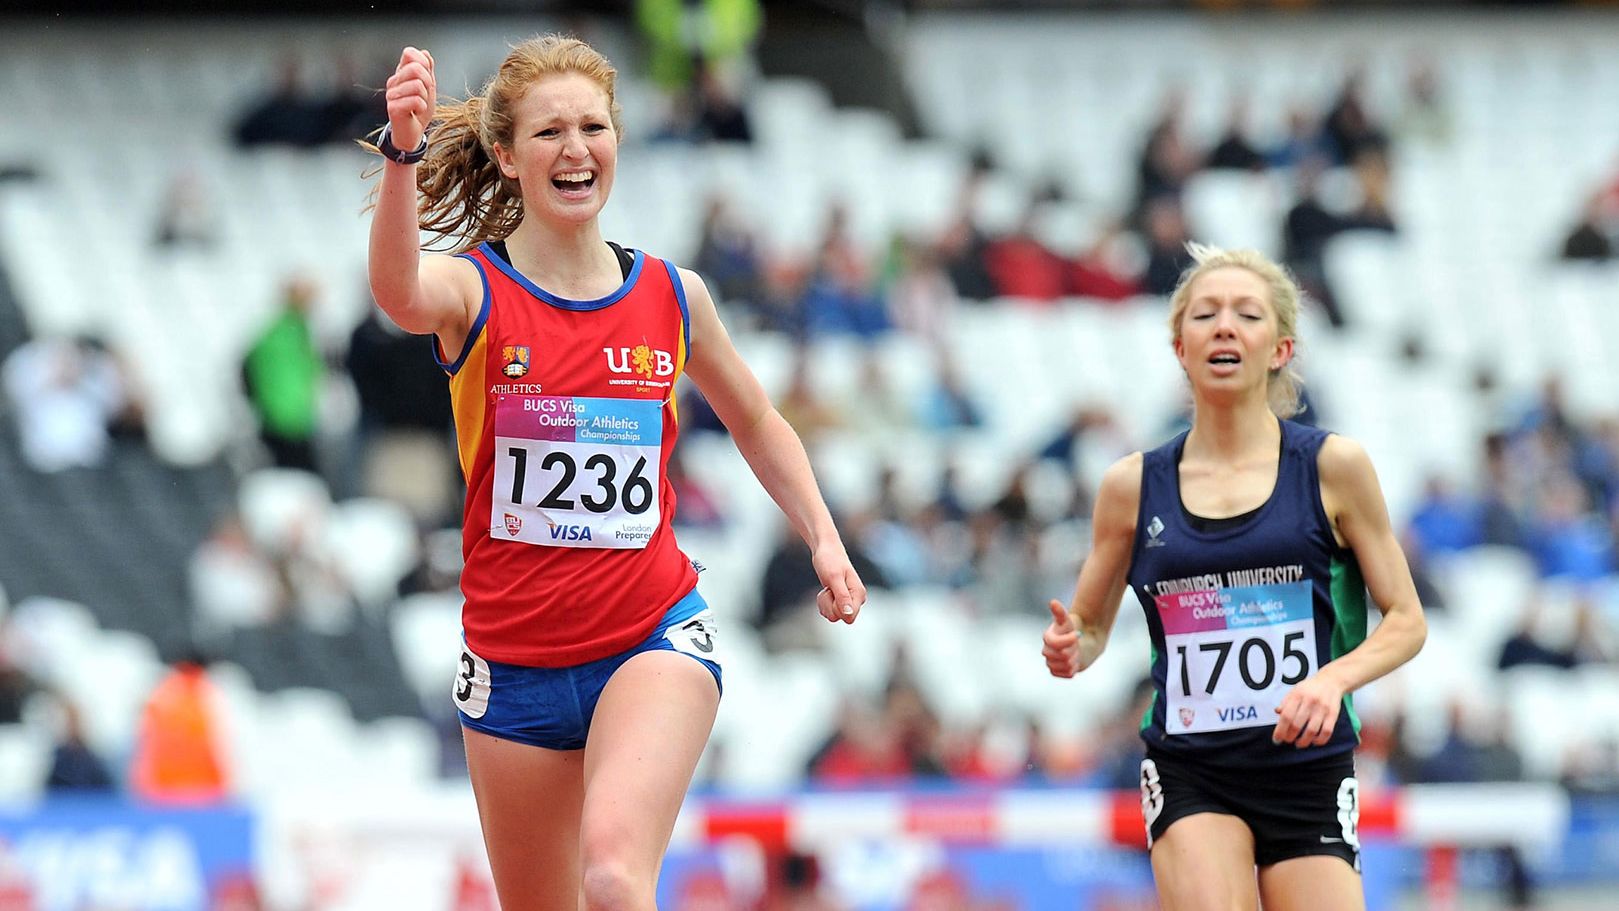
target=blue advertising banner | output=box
[657,839,1407,910]
[0,799,253,911]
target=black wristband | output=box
[378,124,429,165]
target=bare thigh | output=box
[462,726,585,911]
[578,650,720,906]
[1151,812,1260,911]
[1258,854,1365,911]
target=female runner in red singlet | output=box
[367,36,867,911]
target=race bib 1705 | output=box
[1158,580,1317,734]
[490,394,663,549]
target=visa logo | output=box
[1218,705,1259,722]
[549,525,593,541]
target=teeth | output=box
[555,171,593,183]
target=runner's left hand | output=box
[1273,671,1344,748]
[812,546,866,625]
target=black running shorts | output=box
[1138,747,1361,870]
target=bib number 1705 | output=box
[1175,630,1311,697]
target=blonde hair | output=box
[1166,243,1305,418]
[365,34,623,251]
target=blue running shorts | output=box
[454,588,722,750]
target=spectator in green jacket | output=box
[243,275,323,472]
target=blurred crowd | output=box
[0,614,233,804]
[1408,377,1619,588]
[676,65,1425,337]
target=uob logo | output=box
[604,345,674,379]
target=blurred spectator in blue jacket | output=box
[1037,405,1120,472]
[1574,416,1618,513]
[1513,375,1579,448]
[694,194,763,309]
[804,204,888,337]
[44,699,115,793]
[914,348,982,432]
[1408,475,1483,555]
[1528,473,1614,581]
[1267,105,1334,170]
[854,504,931,590]
[1480,434,1528,548]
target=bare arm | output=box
[367,47,479,350]
[1043,453,1141,677]
[1274,434,1428,747]
[678,269,866,623]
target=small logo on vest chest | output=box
[501,345,531,377]
[1146,515,1167,548]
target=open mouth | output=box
[552,170,596,192]
[1209,353,1242,366]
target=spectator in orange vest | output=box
[129,649,231,804]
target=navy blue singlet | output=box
[1128,419,1368,767]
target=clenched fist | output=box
[384,46,436,150]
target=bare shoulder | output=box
[1093,452,1144,534]
[674,266,716,310]
[421,252,484,313]
[1099,451,1145,494]
[674,267,730,360]
[1316,433,1377,488]
[1316,433,1395,545]
[422,251,482,291]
